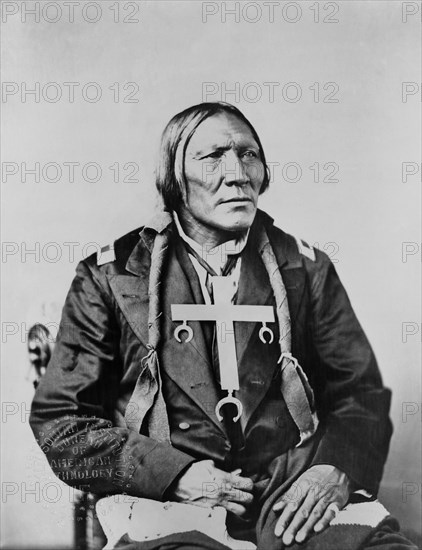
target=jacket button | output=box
[179,422,190,431]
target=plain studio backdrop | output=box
[1,1,420,547]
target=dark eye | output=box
[206,151,223,160]
[242,150,258,159]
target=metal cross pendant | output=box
[171,276,275,423]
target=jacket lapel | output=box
[106,211,175,350]
[106,236,152,349]
[235,219,308,428]
[107,274,150,349]
[271,225,308,352]
[280,266,307,351]
[235,241,278,428]
[160,237,226,433]
[235,240,273,365]
[234,214,307,364]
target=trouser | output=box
[108,439,419,550]
[112,523,418,550]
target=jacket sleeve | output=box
[308,251,393,495]
[29,260,195,499]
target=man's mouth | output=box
[221,197,253,204]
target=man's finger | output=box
[274,481,308,536]
[274,501,300,537]
[273,499,286,513]
[222,500,248,517]
[294,498,331,543]
[230,475,254,492]
[224,488,254,505]
[280,491,317,545]
[314,501,342,533]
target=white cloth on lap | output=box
[96,496,256,549]
[96,495,390,550]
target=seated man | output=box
[30,102,417,550]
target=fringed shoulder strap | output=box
[124,230,172,443]
[257,225,319,446]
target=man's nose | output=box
[222,150,249,186]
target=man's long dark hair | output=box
[156,102,270,212]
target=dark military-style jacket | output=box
[29,210,392,500]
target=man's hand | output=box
[273,464,351,546]
[169,460,254,517]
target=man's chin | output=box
[215,209,257,234]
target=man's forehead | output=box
[187,113,258,150]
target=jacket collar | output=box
[125,209,173,276]
[142,209,174,237]
[124,207,292,277]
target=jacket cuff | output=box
[310,431,383,495]
[127,442,196,500]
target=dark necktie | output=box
[182,241,239,302]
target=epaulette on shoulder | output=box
[295,236,316,262]
[97,243,116,266]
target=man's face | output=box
[182,113,265,240]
